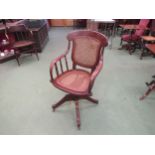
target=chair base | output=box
[119,43,135,55]
[139,79,155,100]
[52,94,98,129]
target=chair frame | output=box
[120,20,150,55]
[50,30,108,129]
[7,24,39,65]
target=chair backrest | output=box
[135,19,150,36]
[139,19,150,27]
[67,30,108,69]
[7,24,32,41]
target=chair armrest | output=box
[50,51,69,82]
[90,59,103,84]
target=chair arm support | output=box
[50,51,69,82]
[50,54,65,81]
[90,59,103,84]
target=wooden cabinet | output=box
[49,19,74,27]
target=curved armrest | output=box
[90,59,103,85]
[50,51,69,83]
[50,42,70,83]
[50,54,65,82]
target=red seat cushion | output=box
[54,69,91,95]
[13,40,34,48]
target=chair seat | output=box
[13,40,35,48]
[121,34,139,42]
[54,69,91,95]
[145,44,155,54]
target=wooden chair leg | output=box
[140,48,145,60]
[131,43,137,54]
[52,94,72,111]
[15,56,20,66]
[15,52,20,66]
[120,39,123,46]
[34,48,39,61]
[140,84,155,100]
[83,96,99,104]
[128,43,133,55]
[75,100,81,129]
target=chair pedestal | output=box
[52,94,98,129]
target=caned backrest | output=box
[67,30,108,69]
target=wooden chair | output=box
[7,24,39,65]
[49,30,108,129]
[120,19,150,54]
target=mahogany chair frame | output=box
[7,24,39,66]
[120,20,150,55]
[49,30,108,129]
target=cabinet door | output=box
[50,19,74,26]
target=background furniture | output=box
[0,19,49,63]
[120,19,150,54]
[73,19,87,28]
[7,24,39,65]
[94,19,116,48]
[0,34,16,63]
[50,30,108,129]
[18,19,49,52]
[0,32,17,63]
[139,20,155,59]
[49,19,74,26]
[87,19,115,48]
[140,36,155,59]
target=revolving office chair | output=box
[50,30,108,129]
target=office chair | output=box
[49,30,108,129]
